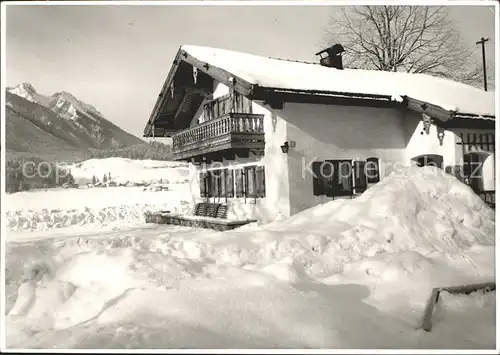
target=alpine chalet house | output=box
[144,44,496,225]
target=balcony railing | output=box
[172,112,265,159]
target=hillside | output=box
[5,104,87,161]
[6,83,144,157]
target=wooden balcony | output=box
[172,112,265,161]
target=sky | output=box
[5,2,498,140]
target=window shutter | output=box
[220,169,227,197]
[199,171,207,197]
[210,171,217,198]
[226,169,234,198]
[245,166,256,198]
[353,161,367,194]
[312,162,325,196]
[255,166,266,197]
[235,169,244,197]
[366,157,380,184]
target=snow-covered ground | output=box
[3,165,496,349]
[4,158,195,232]
[4,185,193,232]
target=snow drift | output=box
[5,166,495,349]
[5,185,194,232]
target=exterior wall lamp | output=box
[280,141,296,154]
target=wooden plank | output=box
[421,281,495,332]
[421,288,440,332]
[437,282,495,295]
[145,211,257,230]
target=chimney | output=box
[316,44,345,69]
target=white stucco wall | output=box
[403,111,457,168]
[482,153,496,191]
[282,103,408,215]
[251,101,290,221]
[213,82,229,99]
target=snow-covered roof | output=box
[181,45,496,118]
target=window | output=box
[331,160,354,197]
[201,165,265,199]
[366,157,380,184]
[312,159,370,197]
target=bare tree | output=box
[324,6,491,87]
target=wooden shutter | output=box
[245,166,256,198]
[210,171,217,198]
[353,161,367,194]
[199,171,208,197]
[255,166,266,197]
[220,169,227,197]
[312,162,325,196]
[226,169,234,198]
[366,157,380,183]
[235,169,244,197]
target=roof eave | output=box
[144,48,184,136]
[180,48,255,97]
[405,96,455,122]
[250,86,399,109]
[144,47,258,137]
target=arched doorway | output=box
[411,154,444,169]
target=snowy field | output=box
[4,158,195,232]
[65,157,191,186]
[3,164,496,349]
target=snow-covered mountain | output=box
[49,90,103,121]
[7,82,51,107]
[6,83,144,157]
[8,83,105,123]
